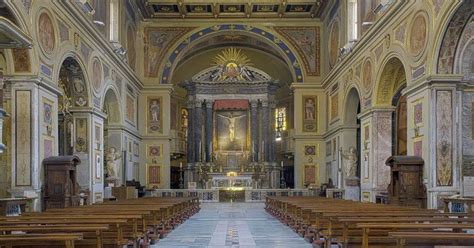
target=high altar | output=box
[180,48,281,189]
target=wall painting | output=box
[409,13,428,56]
[144,27,194,77]
[273,26,320,76]
[147,96,162,133]
[38,12,55,55]
[302,96,317,132]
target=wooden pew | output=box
[265,196,474,248]
[0,197,199,247]
[389,231,474,247]
[0,233,83,248]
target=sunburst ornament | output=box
[211,48,253,81]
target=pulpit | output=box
[385,156,426,208]
[42,156,81,210]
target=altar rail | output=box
[146,189,319,203]
[147,189,220,202]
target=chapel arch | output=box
[57,56,90,155]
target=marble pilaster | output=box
[359,108,394,202]
[186,100,195,164]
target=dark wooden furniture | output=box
[0,198,30,216]
[42,156,81,210]
[385,156,426,208]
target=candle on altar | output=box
[281,161,284,168]
[180,162,183,169]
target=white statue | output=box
[341,146,358,178]
[105,147,121,178]
[217,113,245,142]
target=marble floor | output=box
[154,202,312,248]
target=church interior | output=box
[0,0,474,247]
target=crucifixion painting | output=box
[217,112,245,142]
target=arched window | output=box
[109,0,119,42]
[347,0,358,41]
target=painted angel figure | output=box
[217,113,245,142]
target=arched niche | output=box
[57,56,90,156]
[343,87,361,126]
[102,88,121,125]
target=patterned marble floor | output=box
[153,202,312,248]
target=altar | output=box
[210,173,253,189]
[180,48,282,189]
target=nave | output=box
[156,203,311,248]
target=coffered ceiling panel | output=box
[138,0,326,19]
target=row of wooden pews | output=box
[265,196,474,248]
[0,197,199,248]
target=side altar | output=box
[180,48,282,189]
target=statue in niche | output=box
[341,146,358,178]
[105,147,121,179]
[217,113,245,142]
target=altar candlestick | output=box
[281,161,284,168]
[180,162,183,169]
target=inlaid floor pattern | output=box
[154,202,312,248]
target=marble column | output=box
[194,100,203,162]
[250,100,259,162]
[269,101,276,162]
[184,100,195,186]
[186,100,195,164]
[205,100,213,162]
[261,101,270,162]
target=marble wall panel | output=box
[436,90,453,186]
[15,90,31,186]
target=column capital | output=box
[261,100,269,107]
[250,100,258,108]
[205,100,214,108]
[195,100,204,108]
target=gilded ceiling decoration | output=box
[137,0,326,19]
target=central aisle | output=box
[155,202,312,248]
